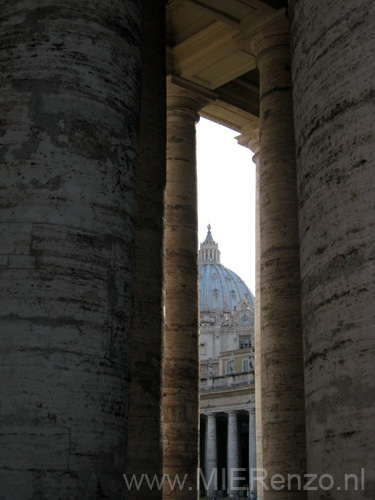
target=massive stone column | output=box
[0,1,142,499]
[237,129,262,498]
[163,75,213,500]
[238,10,306,499]
[227,411,240,494]
[126,1,166,499]
[289,1,375,497]
[249,406,257,494]
[206,413,218,493]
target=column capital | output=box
[236,9,290,60]
[236,127,260,164]
[236,127,259,151]
[202,411,216,419]
[226,409,238,416]
[166,74,216,121]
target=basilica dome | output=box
[199,226,255,312]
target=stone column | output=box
[289,1,375,498]
[206,413,218,493]
[126,1,165,500]
[249,406,257,494]
[0,1,142,499]
[227,411,240,494]
[237,129,262,499]
[238,10,306,499]
[163,75,214,500]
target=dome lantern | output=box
[199,224,221,264]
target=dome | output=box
[198,226,255,312]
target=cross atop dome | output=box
[199,224,221,263]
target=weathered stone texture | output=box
[253,150,263,499]
[236,130,261,497]
[163,98,199,500]
[0,1,142,498]
[163,77,212,500]
[289,1,375,497]
[126,1,166,499]
[251,11,306,499]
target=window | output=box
[200,343,207,355]
[239,336,251,349]
[243,359,249,372]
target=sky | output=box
[196,117,256,294]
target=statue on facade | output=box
[249,349,255,374]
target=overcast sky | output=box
[196,117,256,294]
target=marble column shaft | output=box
[239,10,307,499]
[206,414,218,492]
[126,1,166,499]
[289,1,375,498]
[163,76,213,500]
[249,406,257,493]
[237,129,262,498]
[0,1,142,498]
[227,411,239,493]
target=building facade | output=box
[0,1,374,500]
[198,226,256,495]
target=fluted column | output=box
[238,10,306,499]
[163,75,214,500]
[206,413,218,493]
[289,1,375,498]
[227,411,240,494]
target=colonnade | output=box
[165,11,305,499]
[2,1,374,499]
[202,408,257,495]
[162,6,374,497]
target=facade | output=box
[198,227,256,495]
[1,2,375,500]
